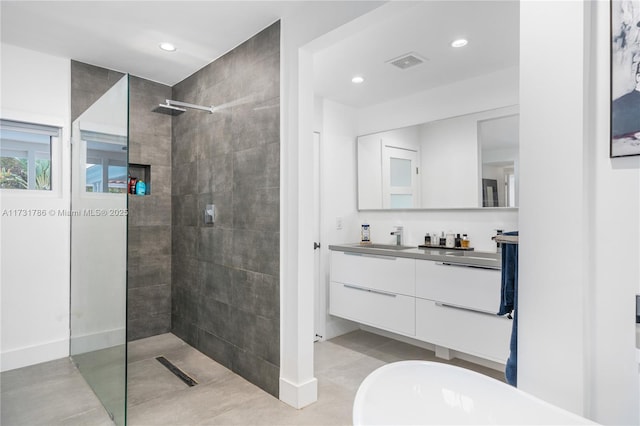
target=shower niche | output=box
[128,163,150,195]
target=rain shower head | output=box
[153,103,186,116]
[152,99,214,115]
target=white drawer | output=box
[330,281,415,336]
[416,259,501,314]
[330,250,415,296]
[416,298,511,363]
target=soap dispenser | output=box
[361,222,371,244]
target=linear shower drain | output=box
[155,356,198,387]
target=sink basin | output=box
[358,243,414,250]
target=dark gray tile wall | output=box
[71,62,173,342]
[71,61,125,122]
[171,21,280,397]
[127,76,172,341]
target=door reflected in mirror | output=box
[357,105,519,210]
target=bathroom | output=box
[1,1,639,425]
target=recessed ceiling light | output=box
[451,39,468,48]
[159,42,176,52]
[352,75,364,84]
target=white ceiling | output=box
[0,1,314,86]
[1,1,519,108]
[313,1,519,108]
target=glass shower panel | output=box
[70,75,128,425]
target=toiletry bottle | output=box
[461,234,470,248]
[455,233,461,248]
[425,234,431,246]
[439,232,446,247]
[361,222,371,244]
[129,177,137,194]
[445,232,455,248]
[135,179,146,196]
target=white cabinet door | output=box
[416,259,501,314]
[331,250,415,296]
[416,298,511,363]
[330,281,416,336]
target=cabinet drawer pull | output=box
[435,302,509,319]
[435,261,500,270]
[343,252,397,260]
[344,284,397,297]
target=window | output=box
[0,119,58,190]
[82,131,127,194]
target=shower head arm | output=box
[165,99,214,114]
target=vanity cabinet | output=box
[415,259,512,363]
[329,247,512,364]
[415,260,502,314]
[329,251,416,335]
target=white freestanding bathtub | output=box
[353,361,596,425]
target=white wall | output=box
[357,66,519,135]
[520,1,639,424]
[589,2,640,422]
[419,116,480,208]
[318,99,361,340]
[0,44,71,371]
[519,1,588,415]
[278,1,386,408]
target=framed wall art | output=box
[611,0,640,157]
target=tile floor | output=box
[1,330,505,425]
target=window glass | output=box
[0,120,57,190]
[83,132,127,194]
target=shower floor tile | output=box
[0,358,113,426]
[1,330,506,425]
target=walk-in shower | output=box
[152,99,214,115]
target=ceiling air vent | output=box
[387,52,427,70]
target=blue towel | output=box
[497,231,518,386]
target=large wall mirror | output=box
[357,105,519,210]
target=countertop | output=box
[328,243,501,269]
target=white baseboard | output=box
[323,315,359,341]
[1,338,69,372]
[69,327,125,354]
[279,376,318,409]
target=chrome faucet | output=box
[390,226,404,246]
